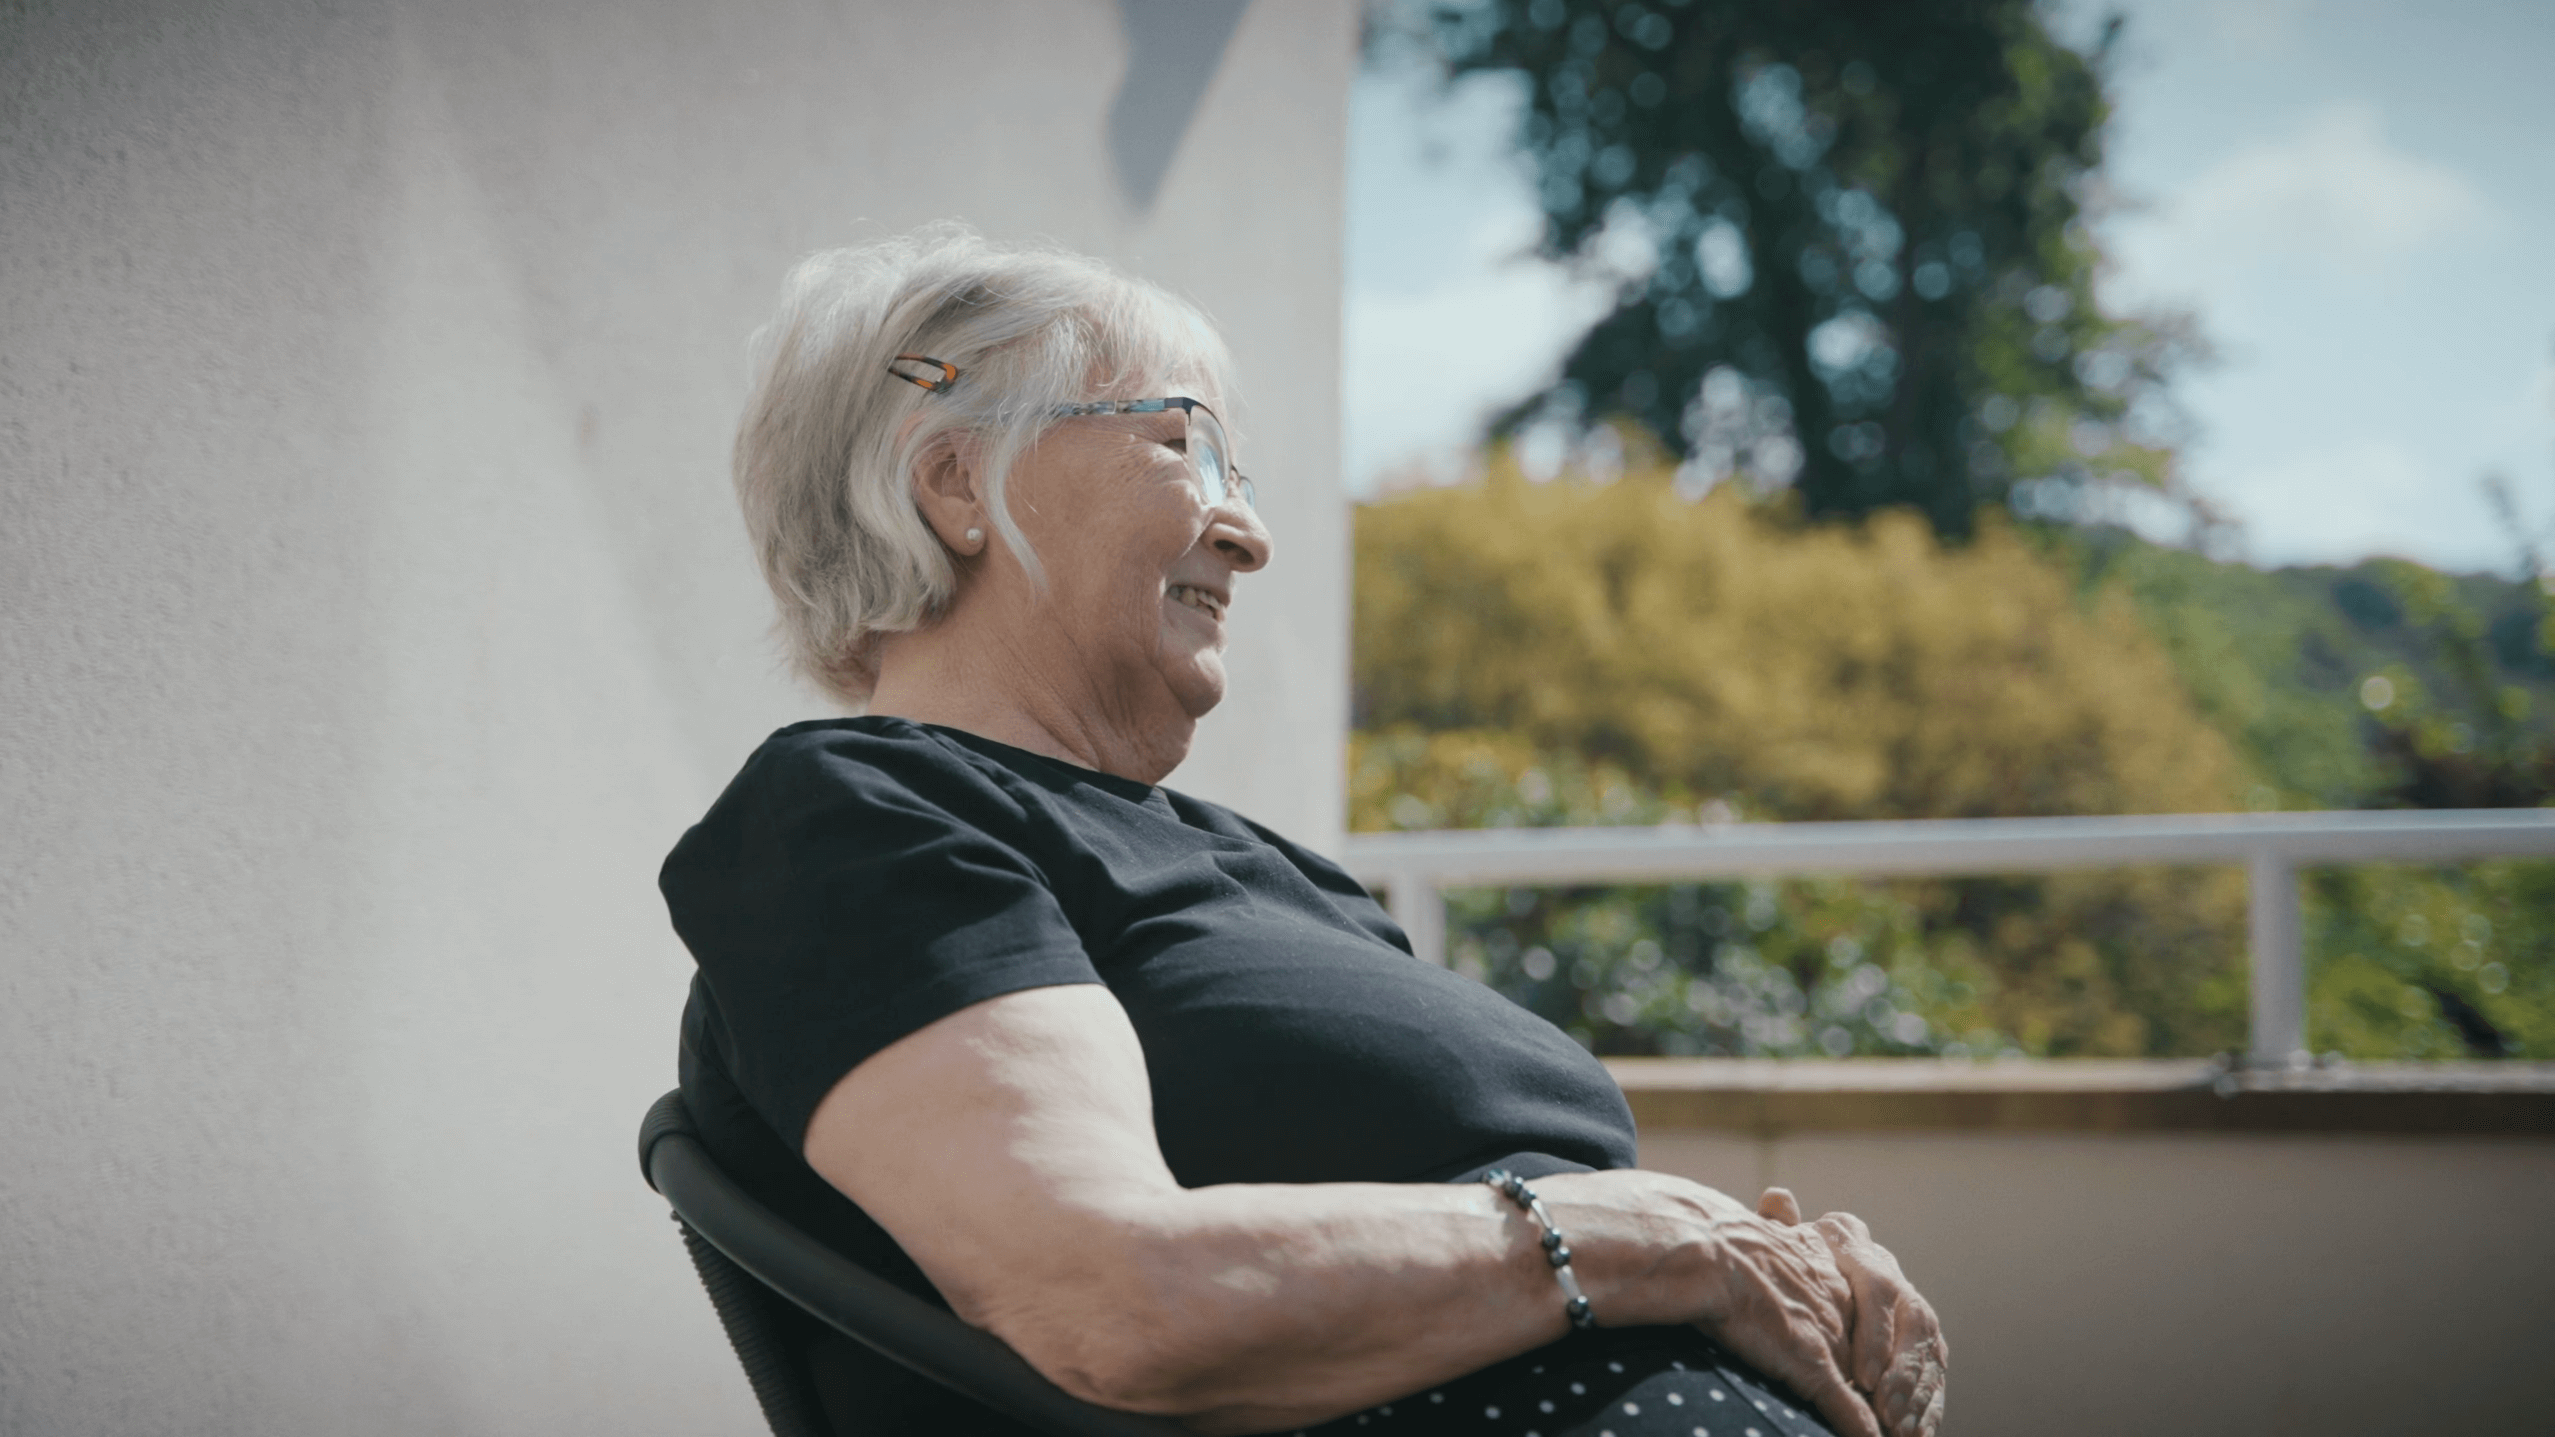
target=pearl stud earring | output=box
[964,526,983,545]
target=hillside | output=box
[2054,530,2555,811]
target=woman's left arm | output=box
[801,983,1895,1436]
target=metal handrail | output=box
[1339,809,2555,1066]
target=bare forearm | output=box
[975,1169,1743,1433]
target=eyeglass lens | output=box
[1187,405,1253,511]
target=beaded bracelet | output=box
[1480,1169,1595,1330]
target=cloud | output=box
[2146,103,2488,276]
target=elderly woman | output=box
[662,230,1947,1437]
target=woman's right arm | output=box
[802,982,1919,1437]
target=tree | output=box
[1411,0,2186,538]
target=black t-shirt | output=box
[660,717,1638,1427]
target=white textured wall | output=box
[1641,1129,2555,1437]
[0,2,1351,1433]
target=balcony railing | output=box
[1341,809,2555,1065]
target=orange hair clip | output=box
[888,354,959,394]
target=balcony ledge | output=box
[1603,1057,2555,1137]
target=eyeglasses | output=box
[889,354,1258,512]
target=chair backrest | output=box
[669,1206,834,1437]
[639,1090,1193,1437]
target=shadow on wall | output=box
[1109,0,1250,210]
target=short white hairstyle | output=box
[733,224,1235,708]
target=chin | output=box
[1168,658,1227,720]
[1177,674,1226,720]
[1154,625,1228,719]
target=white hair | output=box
[733,224,1235,708]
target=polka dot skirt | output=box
[1299,1326,1836,1437]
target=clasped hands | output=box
[1700,1186,1948,1437]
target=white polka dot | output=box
[1532,1365,1545,1375]
[1668,1392,1685,1406]
[1609,1361,1626,1373]
[1429,1393,1444,1404]
[1540,1400,1555,1413]
[1380,1407,1393,1416]
[1711,1389,1728,1401]
[1672,1360,1688,1371]
[1692,1428,1709,1437]
[1623,1401,1642,1415]
[1485,1406,1500,1420]
[1747,1429,1762,1437]
[1354,1418,1367,1427]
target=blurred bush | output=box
[1352,455,2555,1059]
[2304,863,2555,1060]
[1354,727,2246,1058]
[1356,451,2247,818]
[1353,454,2250,1056]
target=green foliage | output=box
[1448,872,2007,1060]
[2043,536,2380,808]
[1356,453,2249,819]
[2042,530,2555,1058]
[1353,459,2253,1056]
[1350,728,1672,831]
[1355,727,2247,1058]
[1351,461,2555,1059]
[2305,863,2555,1059]
[1408,0,2182,537]
[2050,530,2555,809]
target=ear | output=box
[909,430,987,556]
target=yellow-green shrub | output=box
[1356,456,2248,820]
[1352,455,2255,1055]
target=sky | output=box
[1342,0,2555,573]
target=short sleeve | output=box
[660,724,1100,1146]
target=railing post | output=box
[1387,874,1447,967]
[2247,851,2305,1067]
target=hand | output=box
[1681,1190,1883,1437]
[1758,1189,1949,1437]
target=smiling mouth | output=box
[1167,583,1226,622]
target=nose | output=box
[1207,495,1273,573]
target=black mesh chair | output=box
[639,1089,1191,1437]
